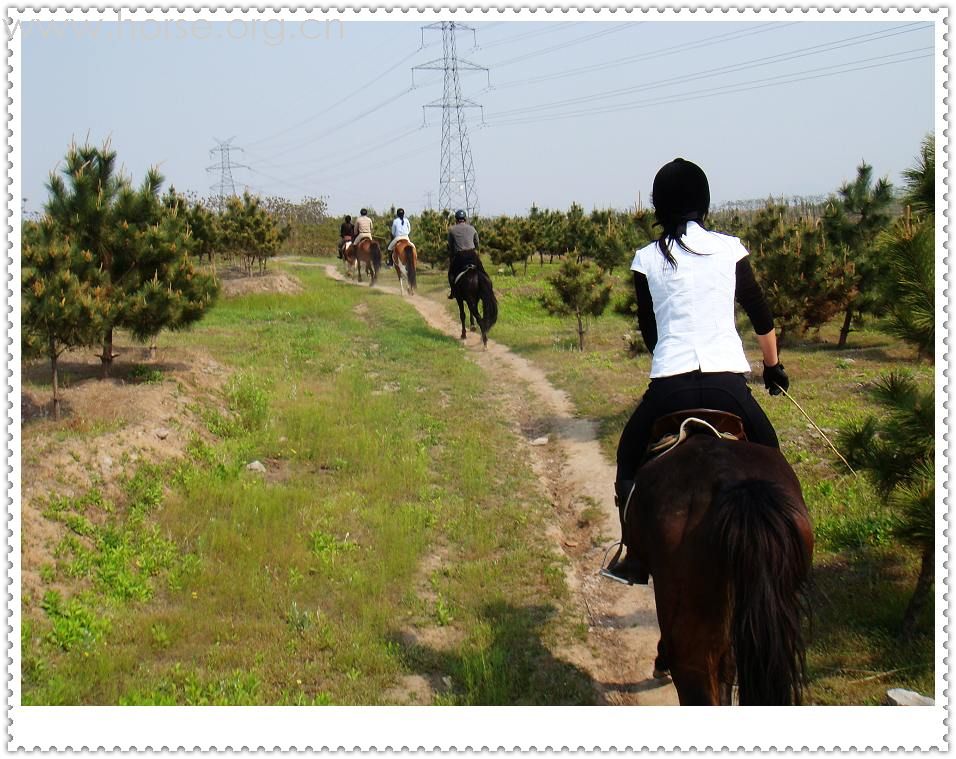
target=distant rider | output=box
[388,208,412,267]
[339,215,355,259]
[353,209,374,248]
[447,209,485,299]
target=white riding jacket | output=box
[631,222,751,379]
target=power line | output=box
[491,21,795,90]
[471,21,577,50]
[248,87,417,165]
[487,23,932,121]
[488,22,638,68]
[487,47,933,127]
[246,121,423,173]
[252,124,429,187]
[244,43,436,152]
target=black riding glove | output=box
[763,362,789,396]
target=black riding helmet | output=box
[455,209,466,221]
[651,158,710,227]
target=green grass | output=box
[23,256,935,705]
[22,261,593,706]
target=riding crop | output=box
[773,384,857,476]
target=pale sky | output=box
[20,15,936,217]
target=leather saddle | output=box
[645,409,747,461]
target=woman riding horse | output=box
[604,159,811,705]
[604,158,790,585]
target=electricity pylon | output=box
[206,137,247,211]
[413,22,488,218]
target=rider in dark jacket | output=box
[447,209,486,299]
[339,215,355,259]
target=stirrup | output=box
[599,543,634,585]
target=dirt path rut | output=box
[321,264,678,705]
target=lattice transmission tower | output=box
[413,22,488,218]
[206,137,247,211]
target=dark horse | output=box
[345,238,382,285]
[629,433,813,705]
[452,265,498,346]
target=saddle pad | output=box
[647,417,740,459]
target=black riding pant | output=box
[448,250,484,290]
[615,370,779,482]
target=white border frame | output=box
[5,6,949,750]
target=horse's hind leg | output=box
[457,299,467,340]
[653,638,671,679]
[467,299,481,334]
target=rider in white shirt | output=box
[603,158,789,585]
[388,208,412,266]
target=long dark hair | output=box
[652,158,711,269]
[656,212,706,268]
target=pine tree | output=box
[540,258,611,350]
[877,210,934,359]
[563,202,595,260]
[902,135,934,216]
[744,204,854,341]
[877,135,936,359]
[483,216,524,275]
[21,220,109,419]
[219,193,283,275]
[839,372,934,638]
[823,161,895,347]
[838,138,937,639]
[591,228,627,274]
[44,142,219,376]
[165,188,220,270]
[412,209,451,269]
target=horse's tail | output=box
[371,241,382,272]
[710,479,811,705]
[477,271,498,333]
[407,244,417,289]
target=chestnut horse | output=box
[345,238,382,285]
[392,239,418,296]
[629,433,813,705]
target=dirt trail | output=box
[319,263,678,705]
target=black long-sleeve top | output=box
[634,258,773,354]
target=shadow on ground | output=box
[390,601,596,705]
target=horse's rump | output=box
[394,239,417,289]
[634,436,812,705]
[352,238,382,283]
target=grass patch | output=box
[23,261,593,705]
[128,364,164,384]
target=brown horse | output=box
[345,238,382,285]
[391,239,418,296]
[452,265,498,347]
[628,433,813,705]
